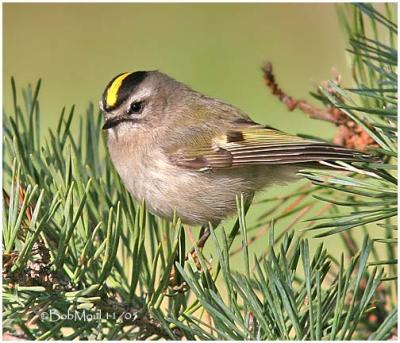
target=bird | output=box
[100,70,372,235]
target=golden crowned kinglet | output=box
[100,71,371,227]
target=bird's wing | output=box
[167,124,372,171]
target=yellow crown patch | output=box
[106,72,131,107]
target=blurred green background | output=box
[4,3,360,258]
[4,3,350,134]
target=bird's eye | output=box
[128,101,144,114]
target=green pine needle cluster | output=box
[2,3,397,340]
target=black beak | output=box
[102,117,125,130]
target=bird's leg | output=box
[187,222,217,258]
[186,223,220,274]
[194,225,211,251]
[188,227,208,271]
[168,225,213,293]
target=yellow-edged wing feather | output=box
[168,124,372,171]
